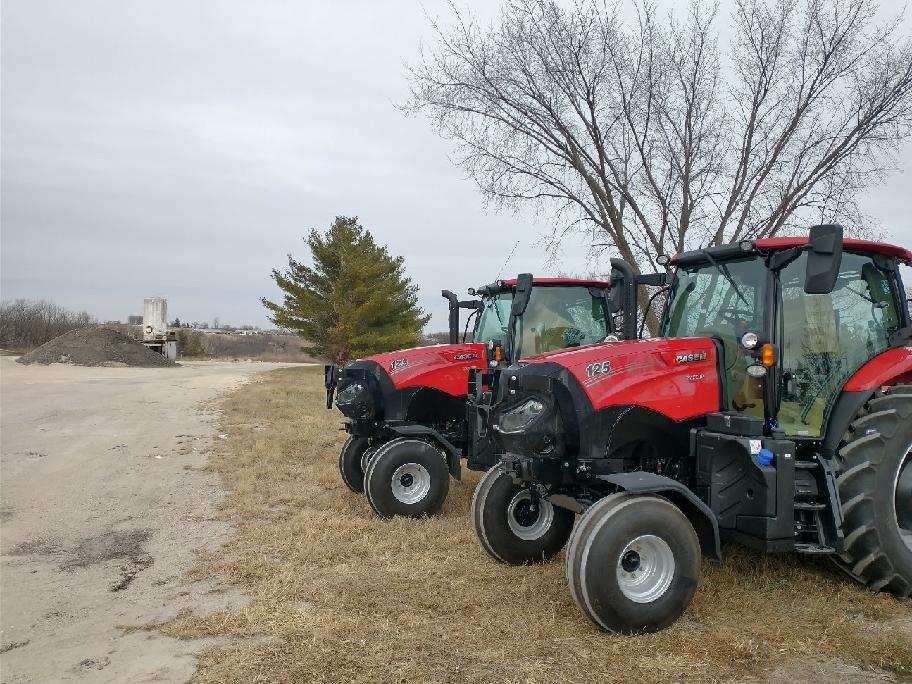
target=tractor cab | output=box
[446,274,620,363]
[662,227,911,439]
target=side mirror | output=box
[609,258,638,340]
[504,273,533,361]
[510,273,533,317]
[804,224,843,294]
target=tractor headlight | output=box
[493,394,563,458]
[496,398,547,434]
[335,382,376,420]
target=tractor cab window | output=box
[474,293,512,346]
[778,252,901,438]
[662,258,767,417]
[514,286,609,357]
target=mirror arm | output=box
[767,246,805,272]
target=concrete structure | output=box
[142,297,177,360]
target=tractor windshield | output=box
[474,286,610,358]
[475,293,512,345]
[662,258,768,417]
[513,286,609,357]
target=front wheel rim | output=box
[506,490,554,541]
[390,462,431,505]
[615,534,676,603]
[895,447,912,552]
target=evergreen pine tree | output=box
[262,216,430,363]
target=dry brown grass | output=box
[158,365,912,683]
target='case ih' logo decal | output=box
[390,358,409,371]
[675,351,707,364]
[454,352,478,361]
[585,361,611,378]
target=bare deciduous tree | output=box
[0,299,95,350]
[406,0,912,326]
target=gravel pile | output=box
[17,327,176,367]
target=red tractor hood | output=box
[362,342,487,396]
[521,337,722,421]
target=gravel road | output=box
[0,357,299,682]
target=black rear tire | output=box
[565,493,701,633]
[363,439,450,518]
[834,385,912,597]
[471,464,574,565]
[338,436,370,493]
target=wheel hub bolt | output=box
[400,473,414,487]
[621,549,641,573]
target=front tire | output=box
[363,439,450,518]
[834,385,912,597]
[565,493,701,633]
[338,436,370,493]
[471,464,574,565]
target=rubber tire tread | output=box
[566,494,701,633]
[363,438,449,519]
[470,463,574,565]
[565,493,633,607]
[833,385,912,598]
[338,436,370,493]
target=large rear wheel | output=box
[565,493,701,633]
[471,464,574,565]
[834,385,912,597]
[363,439,450,518]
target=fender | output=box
[596,471,722,562]
[822,346,912,458]
[842,346,912,391]
[388,424,462,480]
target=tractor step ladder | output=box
[792,459,838,554]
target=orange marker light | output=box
[493,345,503,363]
[760,343,776,368]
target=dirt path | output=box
[0,357,302,682]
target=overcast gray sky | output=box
[3,0,911,330]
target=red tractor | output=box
[471,226,912,633]
[325,270,639,518]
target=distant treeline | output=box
[177,328,319,363]
[1,298,318,362]
[0,299,95,350]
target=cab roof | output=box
[755,237,912,263]
[673,236,912,266]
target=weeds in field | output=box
[157,366,911,683]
